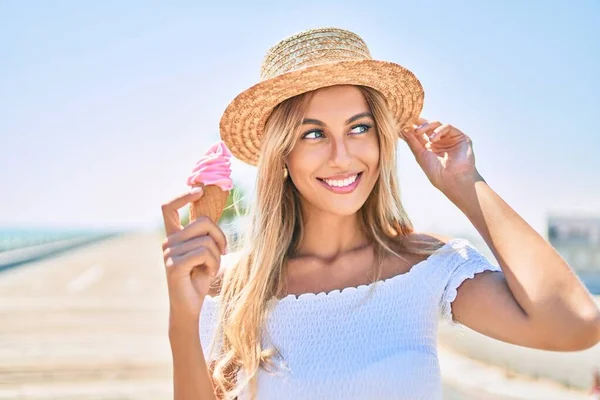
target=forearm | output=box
[169,310,217,400]
[444,171,600,337]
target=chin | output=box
[317,198,368,217]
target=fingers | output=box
[402,127,425,154]
[430,124,452,142]
[403,118,438,156]
[166,246,220,278]
[163,216,227,255]
[420,122,465,148]
[161,188,204,236]
[416,117,429,126]
[403,118,459,162]
[414,120,442,138]
[413,119,465,148]
[165,235,221,264]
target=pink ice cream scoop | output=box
[187,141,233,191]
[186,141,233,224]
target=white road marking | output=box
[67,264,104,293]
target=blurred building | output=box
[548,215,600,291]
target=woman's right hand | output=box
[161,188,227,320]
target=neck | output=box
[294,206,369,262]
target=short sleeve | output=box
[439,238,502,326]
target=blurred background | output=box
[1,0,599,399]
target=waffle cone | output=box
[189,184,230,224]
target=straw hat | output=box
[219,27,424,166]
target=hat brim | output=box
[219,59,424,166]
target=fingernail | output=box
[189,187,203,194]
[417,123,428,129]
[429,132,437,140]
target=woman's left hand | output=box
[402,117,481,191]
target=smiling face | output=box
[286,85,380,217]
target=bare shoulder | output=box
[382,232,454,274]
[406,231,453,247]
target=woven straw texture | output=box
[189,184,229,224]
[219,27,424,166]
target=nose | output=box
[328,135,352,169]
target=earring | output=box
[283,167,288,179]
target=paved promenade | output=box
[0,233,592,399]
[0,233,172,399]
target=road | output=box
[0,233,172,399]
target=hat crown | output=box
[260,27,372,81]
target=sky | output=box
[1,0,599,238]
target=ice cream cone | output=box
[186,140,233,224]
[189,183,230,224]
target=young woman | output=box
[161,27,600,399]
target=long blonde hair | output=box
[210,85,444,399]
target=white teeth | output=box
[323,174,358,188]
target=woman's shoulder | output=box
[406,232,499,278]
[372,232,453,282]
[396,231,486,269]
[406,231,453,246]
[392,231,453,258]
[404,231,485,252]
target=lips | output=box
[317,172,362,184]
[317,172,363,193]
[323,174,356,188]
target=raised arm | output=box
[161,189,228,399]
[445,174,600,351]
[403,119,600,351]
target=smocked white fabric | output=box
[199,238,502,399]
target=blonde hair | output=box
[209,85,445,399]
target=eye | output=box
[302,130,325,140]
[350,124,372,135]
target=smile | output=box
[317,172,363,194]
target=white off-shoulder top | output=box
[199,238,502,399]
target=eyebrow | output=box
[301,112,374,126]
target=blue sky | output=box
[1,0,598,237]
